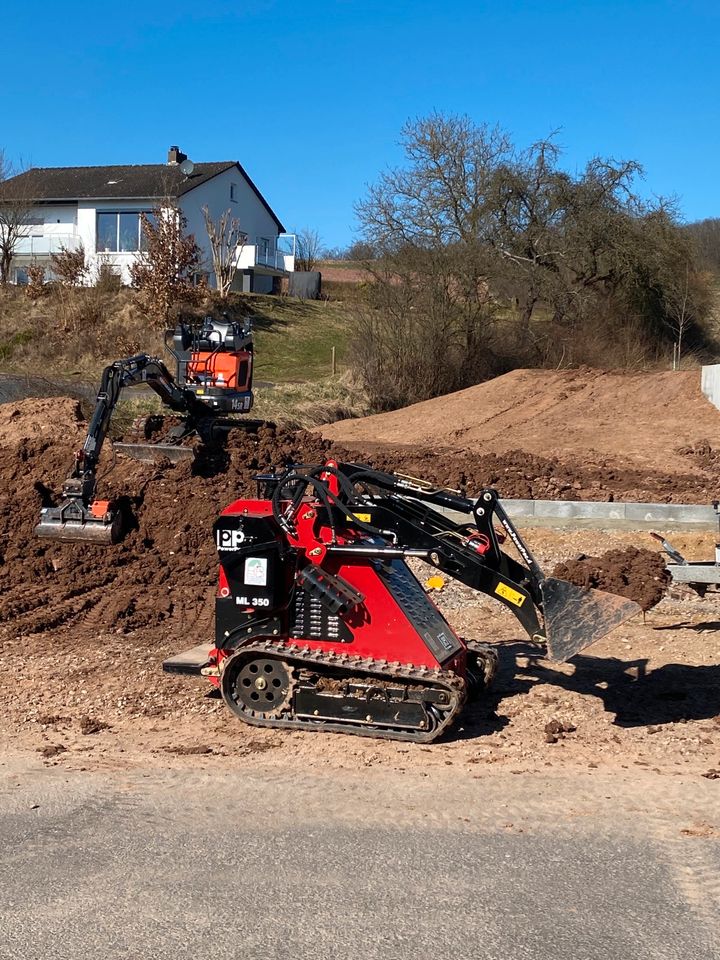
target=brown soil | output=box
[1,395,719,780]
[348,445,717,504]
[553,547,671,611]
[322,368,720,479]
[0,397,85,447]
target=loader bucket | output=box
[540,577,642,662]
[113,442,194,464]
[35,501,122,545]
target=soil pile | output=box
[0,399,685,650]
[553,547,670,611]
[0,397,85,447]
[356,446,716,503]
[0,421,336,645]
[322,368,720,477]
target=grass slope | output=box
[0,287,351,385]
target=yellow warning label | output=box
[352,513,372,523]
[495,582,526,607]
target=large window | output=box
[96,211,154,253]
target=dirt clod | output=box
[553,547,670,611]
[79,716,111,735]
[544,719,577,742]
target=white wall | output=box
[179,166,281,282]
[34,204,77,228]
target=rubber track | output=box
[221,638,470,743]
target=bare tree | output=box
[295,227,322,271]
[130,202,202,327]
[683,217,720,272]
[664,261,692,367]
[0,151,34,284]
[202,205,246,299]
[353,113,713,408]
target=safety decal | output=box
[495,582,526,607]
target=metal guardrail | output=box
[436,498,718,532]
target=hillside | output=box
[0,287,351,385]
[322,367,720,475]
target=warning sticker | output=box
[352,513,372,523]
[244,557,268,586]
[495,582,526,607]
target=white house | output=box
[3,146,295,292]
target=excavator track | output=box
[219,638,473,743]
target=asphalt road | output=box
[0,761,718,960]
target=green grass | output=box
[251,375,368,428]
[248,295,351,383]
[0,287,355,386]
[0,286,364,427]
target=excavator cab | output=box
[169,316,254,414]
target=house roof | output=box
[0,161,285,231]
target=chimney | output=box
[167,146,187,165]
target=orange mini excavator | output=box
[36,314,256,545]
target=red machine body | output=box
[210,495,466,681]
[187,347,253,395]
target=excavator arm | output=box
[266,460,642,662]
[36,355,217,544]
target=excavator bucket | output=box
[540,577,642,662]
[35,499,122,545]
[113,441,194,464]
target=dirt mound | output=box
[0,397,85,447]
[322,368,720,476]
[0,405,696,655]
[675,440,720,472]
[357,445,716,503]
[553,547,670,611]
[0,423,337,646]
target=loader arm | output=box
[269,461,642,662]
[36,355,216,544]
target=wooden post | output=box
[331,346,336,376]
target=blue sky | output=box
[3,0,719,247]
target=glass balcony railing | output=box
[14,233,81,256]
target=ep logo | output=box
[216,527,245,551]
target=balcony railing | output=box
[14,233,82,257]
[237,235,296,273]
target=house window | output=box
[230,183,237,202]
[96,211,153,253]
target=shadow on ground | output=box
[454,640,720,740]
